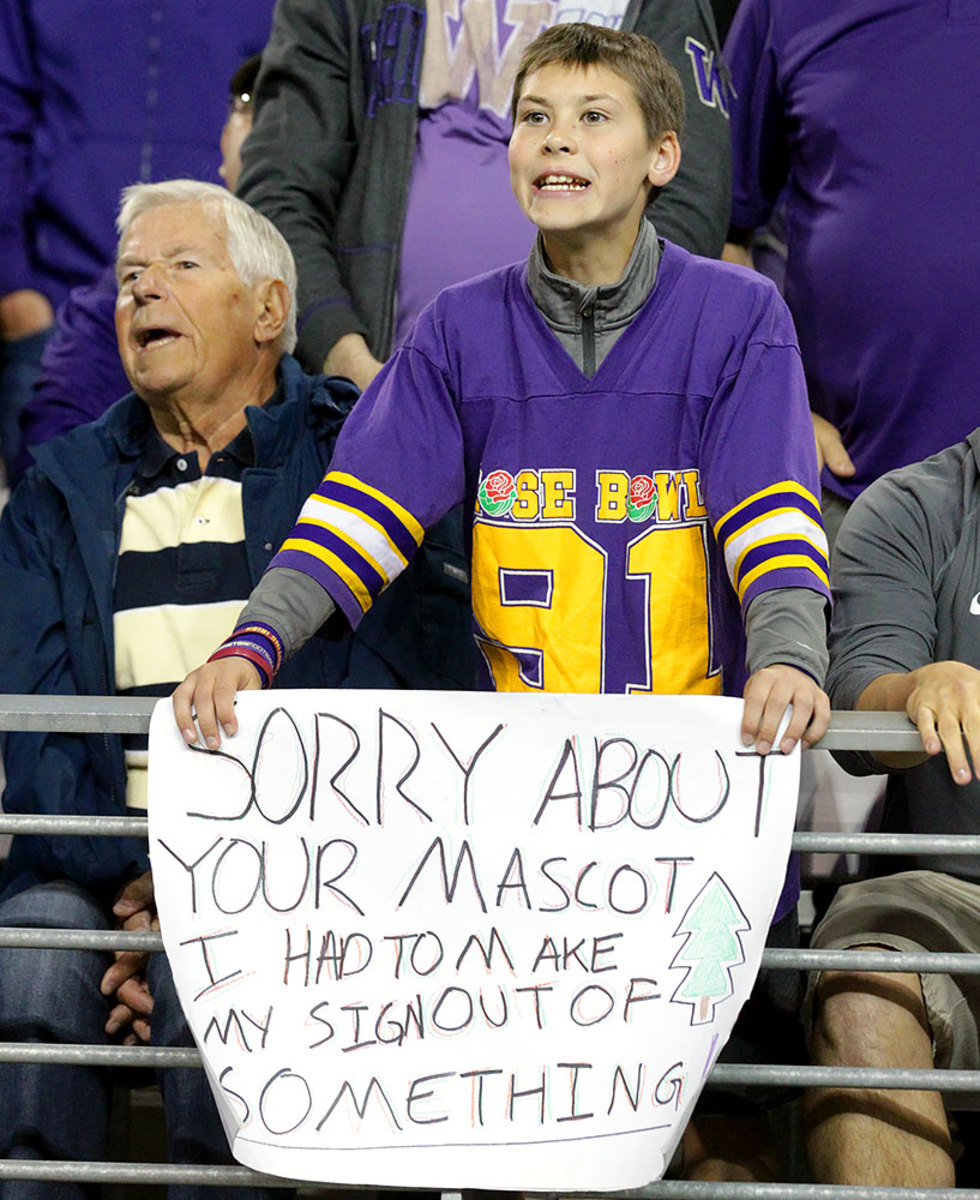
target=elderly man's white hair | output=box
[116,179,298,354]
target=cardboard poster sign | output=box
[148,690,798,1191]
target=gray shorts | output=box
[805,870,980,1078]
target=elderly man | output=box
[804,429,980,1186]
[0,180,470,1196]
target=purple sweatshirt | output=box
[726,0,980,500]
[17,265,128,468]
[0,0,273,306]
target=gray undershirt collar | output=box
[526,219,661,376]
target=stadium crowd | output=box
[1,0,980,1193]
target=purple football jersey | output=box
[273,241,830,698]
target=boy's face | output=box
[509,62,679,272]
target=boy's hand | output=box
[741,664,830,755]
[172,657,262,749]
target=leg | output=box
[679,908,803,1181]
[0,880,114,1200]
[804,959,955,1186]
[680,1114,777,1181]
[146,953,289,1200]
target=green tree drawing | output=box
[670,873,750,1025]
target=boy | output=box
[176,22,830,755]
[175,26,830,1177]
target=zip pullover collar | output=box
[526,218,662,377]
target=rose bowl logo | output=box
[627,474,657,522]
[478,469,518,516]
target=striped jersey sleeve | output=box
[269,470,426,626]
[714,480,830,607]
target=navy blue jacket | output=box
[0,355,473,903]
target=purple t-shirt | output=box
[395,0,626,344]
[726,0,980,500]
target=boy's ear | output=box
[647,130,681,190]
[253,278,290,346]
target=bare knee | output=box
[811,966,932,1069]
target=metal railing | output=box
[0,696,975,1198]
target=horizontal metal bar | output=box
[0,1160,296,1188]
[625,1185,975,1200]
[2,1043,978,1095]
[0,1042,200,1067]
[0,694,157,733]
[4,813,980,861]
[808,710,922,753]
[7,937,973,980]
[0,1163,975,1200]
[707,1063,980,1092]
[0,697,923,751]
[3,930,978,977]
[761,947,980,974]
[0,928,162,951]
[792,831,980,855]
[0,814,148,836]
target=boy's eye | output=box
[582,110,607,124]
[522,110,547,124]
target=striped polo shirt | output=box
[115,422,256,810]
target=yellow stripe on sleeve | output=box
[327,471,425,544]
[279,537,375,613]
[737,554,830,604]
[713,480,821,540]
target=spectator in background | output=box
[0,180,471,1195]
[238,0,733,391]
[804,429,980,1186]
[15,56,262,474]
[723,0,980,547]
[0,0,274,480]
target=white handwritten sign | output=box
[148,690,799,1191]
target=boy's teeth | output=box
[540,174,587,188]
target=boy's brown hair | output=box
[510,23,685,145]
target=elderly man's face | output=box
[115,202,263,408]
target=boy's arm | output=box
[740,587,830,754]
[174,328,467,745]
[173,566,336,746]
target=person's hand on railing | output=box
[741,663,830,756]
[101,870,157,1044]
[904,660,980,785]
[172,657,263,749]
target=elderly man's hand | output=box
[101,871,157,1044]
[903,661,980,785]
[741,664,830,756]
[172,656,262,749]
